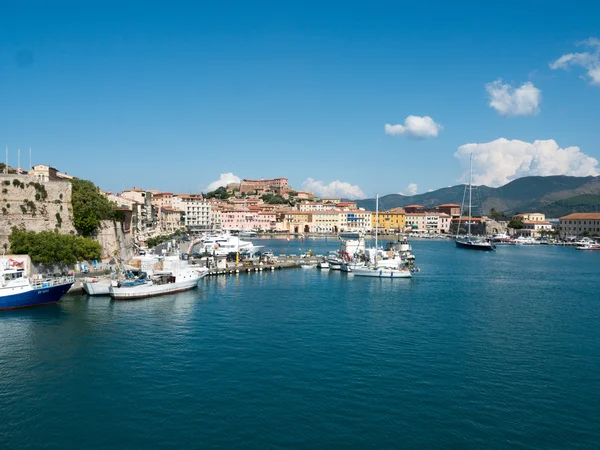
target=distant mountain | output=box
[354,175,600,217]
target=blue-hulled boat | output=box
[0,259,74,310]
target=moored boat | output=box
[110,269,206,300]
[1,259,74,310]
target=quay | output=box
[67,256,313,294]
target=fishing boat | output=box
[455,154,495,251]
[1,258,74,310]
[109,257,208,300]
[352,195,412,279]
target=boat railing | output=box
[31,275,75,290]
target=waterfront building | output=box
[515,221,553,238]
[341,211,372,231]
[405,212,451,234]
[298,202,326,212]
[280,211,312,234]
[311,211,343,233]
[220,210,277,231]
[372,208,406,232]
[557,213,600,237]
[177,195,211,232]
[513,212,546,222]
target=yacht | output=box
[196,232,261,256]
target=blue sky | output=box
[1,1,599,198]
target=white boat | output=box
[82,278,117,296]
[301,264,316,269]
[238,230,258,238]
[200,233,261,256]
[455,154,495,251]
[353,195,412,279]
[109,257,208,300]
[317,260,329,269]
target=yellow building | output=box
[372,208,406,232]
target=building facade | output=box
[557,213,600,237]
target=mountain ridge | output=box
[352,175,600,217]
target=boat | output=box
[455,154,495,251]
[491,234,517,245]
[316,260,329,269]
[301,264,316,269]
[352,195,412,279]
[238,230,258,238]
[109,257,208,300]
[82,278,117,296]
[1,258,74,310]
[197,232,261,256]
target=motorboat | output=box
[109,256,208,300]
[195,232,261,256]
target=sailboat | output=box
[352,194,412,278]
[455,154,495,251]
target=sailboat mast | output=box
[468,154,473,236]
[375,193,379,266]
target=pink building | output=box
[220,210,277,231]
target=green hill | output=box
[354,175,600,217]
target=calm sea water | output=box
[1,240,600,448]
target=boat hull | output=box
[352,267,412,278]
[82,279,113,296]
[0,282,74,311]
[455,240,495,251]
[110,274,203,300]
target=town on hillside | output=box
[3,164,600,251]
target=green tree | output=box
[205,186,231,200]
[8,228,101,264]
[507,219,525,229]
[71,178,122,236]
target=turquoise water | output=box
[1,240,600,448]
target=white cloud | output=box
[399,183,418,196]
[384,115,442,139]
[485,79,541,116]
[454,138,599,187]
[205,173,241,192]
[550,37,600,85]
[302,178,366,200]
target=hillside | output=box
[355,175,600,217]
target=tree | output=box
[71,178,123,236]
[205,186,231,200]
[8,228,101,264]
[507,219,525,229]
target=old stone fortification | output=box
[0,174,133,262]
[0,174,76,249]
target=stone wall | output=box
[96,220,135,262]
[0,174,76,249]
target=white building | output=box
[176,195,211,232]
